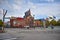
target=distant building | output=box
[34,19,41,27]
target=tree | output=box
[40,20,43,27]
[56,19,60,26]
[50,19,57,26]
[45,20,50,27]
[0,20,3,27]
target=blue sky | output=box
[0,0,60,21]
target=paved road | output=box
[0,26,60,40]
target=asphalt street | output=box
[0,26,60,40]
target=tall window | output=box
[13,21,16,25]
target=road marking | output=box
[0,38,17,40]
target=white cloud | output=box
[12,4,21,10]
[7,0,60,19]
[26,2,60,19]
[0,0,60,20]
[0,9,3,14]
[0,0,9,6]
[45,0,54,2]
[39,0,54,2]
[14,0,60,19]
[0,9,3,20]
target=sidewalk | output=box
[4,27,57,33]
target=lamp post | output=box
[33,15,35,28]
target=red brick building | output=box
[10,9,41,28]
[34,20,41,27]
[10,17,26,28]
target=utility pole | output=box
[43,19,46,30]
